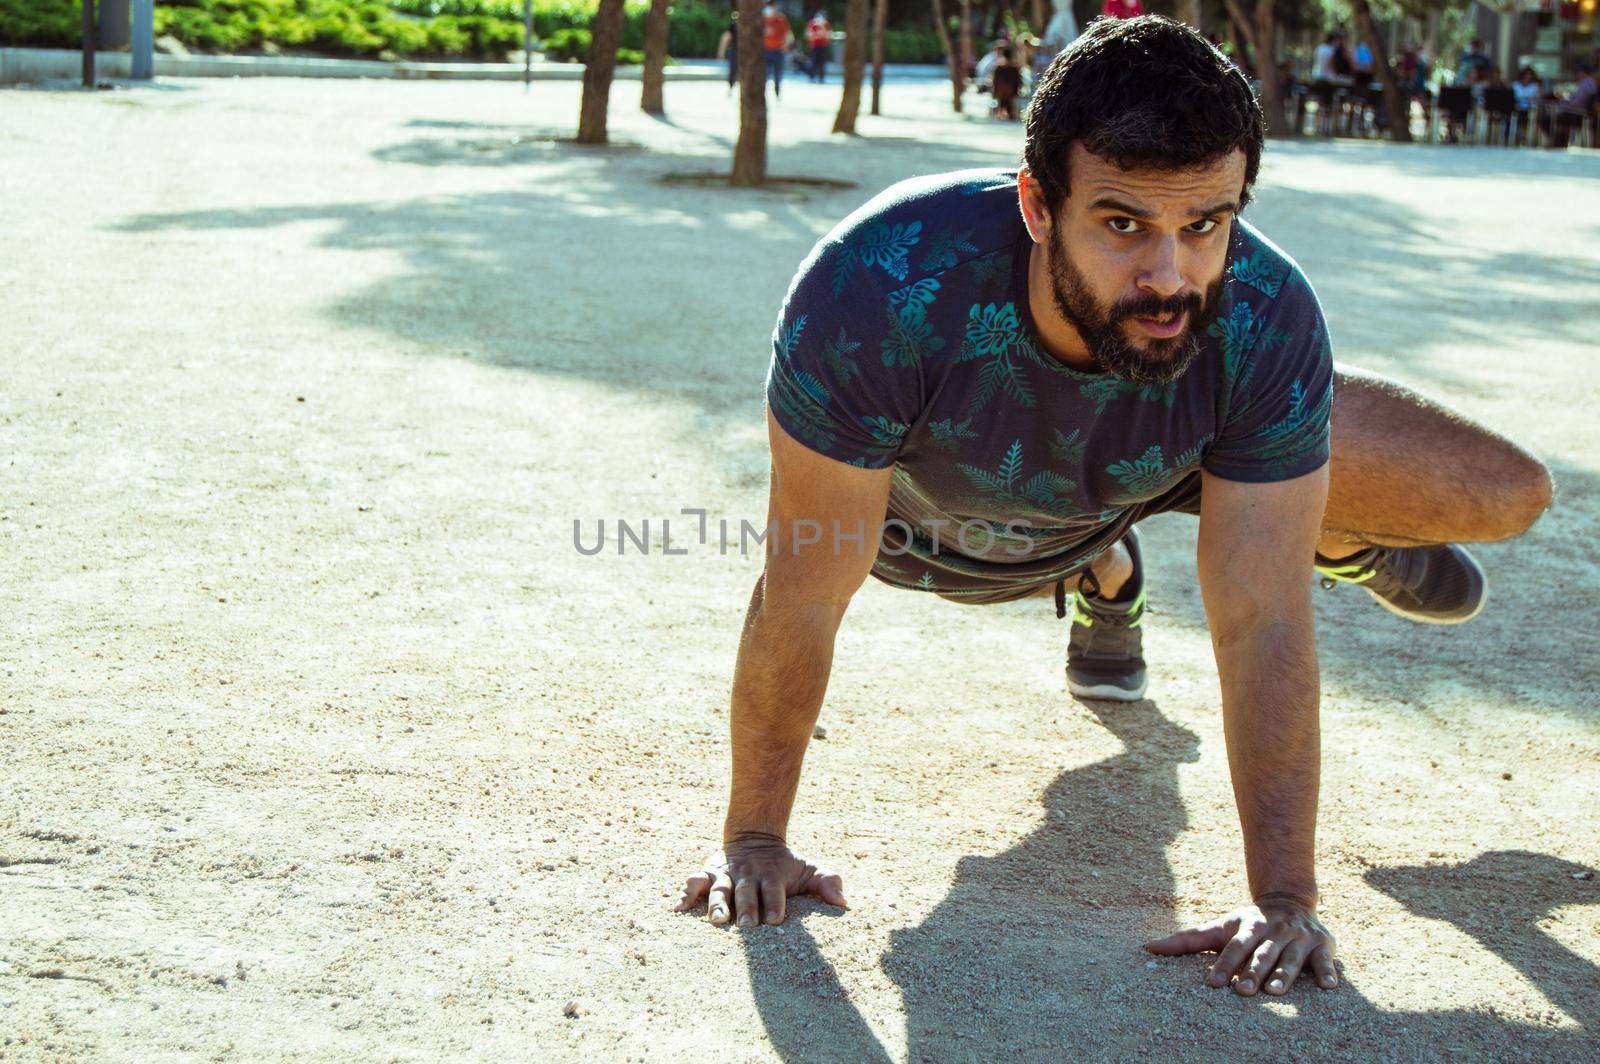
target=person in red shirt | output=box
[762,4,794,98]
[806,10,832,84]
[1101,0,1143,18]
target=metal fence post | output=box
[82,0,96,87]
[132,0,154,80]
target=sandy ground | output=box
[1,75,1598,1061]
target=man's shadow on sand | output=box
[739,700,1597,1061]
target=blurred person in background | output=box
[1512,66,1542,141]
[762,3,793,99]
[806,9,832,83]
[1540,62,1596,147]
[717,11,739,94]
[991,46,1023,120]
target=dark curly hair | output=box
[1023,16,1264,213]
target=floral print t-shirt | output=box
[765,169,1334,598]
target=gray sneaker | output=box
[1315,544,1488,625]
[1064,528,1148,702]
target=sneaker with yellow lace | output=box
[1314,544,1488,625]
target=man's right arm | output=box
[676,410,892,927]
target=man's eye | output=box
[1108,217,1139,234]
[1188,219,1219,234]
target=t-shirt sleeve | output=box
[765,238,926,470]
[1202,272,1334,484]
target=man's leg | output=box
[1318,365,1551,555]
[1309,366,1551,623]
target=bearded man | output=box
[676,16,1552,997]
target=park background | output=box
[4,1,1599,1062]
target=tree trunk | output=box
[1222,0,1254,73]
[1030,0,1045,37]
[576,0,627,143]
[833,0,869,132]
[931,0,963,112]
[640,0,669,115]
[958,0,973,85]
[1174,0,1201,30]
[870,0,888,115]
[1349,0,1411,142]
[730,0,767,185]
[1222,0,1254,51]
[1252,0,1289,137]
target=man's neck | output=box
[1026,239,1097,372]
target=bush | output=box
[0,0,81,48]
[882,28,944,65]
[0,1,527,60]
[542,25,588,61]
[0,0,888,63]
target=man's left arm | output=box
[1145,465,1340,997]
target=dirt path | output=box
[2,77,1597,1061]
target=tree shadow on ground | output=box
[743,700,1597,1061]
[109,127,1600,721]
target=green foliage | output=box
[542,25,588,60]
[0,0,527,59]
[0,0,924,62]
[0,0,80,48]
[882,28,943,64]
[542,25,644,64]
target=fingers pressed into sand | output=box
[1310,945,1340,989]
[761,878,787,924]
[805,869,848,908]
[1237,937,1287,997]
[733,877,760,927]
[1145,915,1235,956]
[1210,928,1257,988]
[1265,939,1312,995]
[676,871,711,912]
[707,870,734,925]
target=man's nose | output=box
[1137,235,1185,300]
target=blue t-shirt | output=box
[766,169,1333,597]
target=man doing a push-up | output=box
[676,16,1553,998]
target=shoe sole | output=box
[1363,549,1490,626]
[1066,674,1149,702]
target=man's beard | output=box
[1046,230,1223,386]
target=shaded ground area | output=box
[2,77,1597,1060]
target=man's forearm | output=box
[723,575,843,843]
[1215,618,1322,907]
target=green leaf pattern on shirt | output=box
[881,278,945,367]
[822,327,862,384]
[833,220,925,295]
[956,439,1082,518]
[958,302,1048,416]
[1105,436,1212,501]
[1233,249,1291,298]
[920,228,978,272]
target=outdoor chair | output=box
[1358,83,1389,137]
[1432,85,1473,144]
[1481,87,1517,146]
[1307,80,1348,137]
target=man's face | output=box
[1033,145,1244,385]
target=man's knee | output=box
[1494,451,1554,540]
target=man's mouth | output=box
[1132,310,1188,339]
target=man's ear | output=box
[1017,168,1052,245]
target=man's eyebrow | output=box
[1086,197,1241,219]
[1087,196,1155,218]
[1195,200,1241,218]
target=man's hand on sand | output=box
[675,837,846,927]
[1144,897,1338,996]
